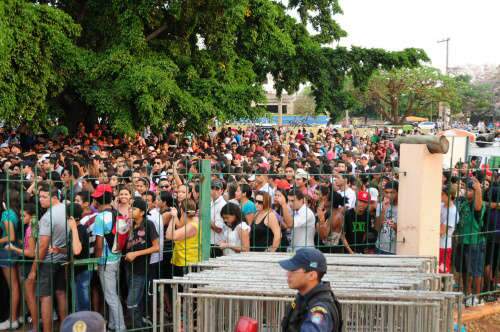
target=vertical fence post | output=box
[200,159,212,261]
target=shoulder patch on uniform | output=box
[310,306,328,314]
[310,312,325,325]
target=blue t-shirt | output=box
[241,201,257,217]
[1,209,20,242]
[93,210,120,265]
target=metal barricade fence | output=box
[176,292,442,332]
[152,253,462,332]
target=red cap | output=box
[357,191,370,202]
[481,164,493,176]
[275,179,291,191]
[91,184,113,198]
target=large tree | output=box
[454,75,496,122]
[1,0,428,134]
[351,67,460,124]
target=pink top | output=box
[24,225,32,249]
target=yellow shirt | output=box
[171,220,201,267]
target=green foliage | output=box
[1,0,428,134]
[0,0,81,129]
[350,67,459,124]
[454,75,495,120]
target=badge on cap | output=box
[310,262,318,268]
[73,321,87,332]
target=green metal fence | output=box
[0,161,498,331]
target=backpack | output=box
[102,208,130,254]
[329,291,343,332]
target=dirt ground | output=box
[466,312,500,332]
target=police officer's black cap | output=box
[279,248,327,273]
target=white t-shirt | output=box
[211,196,227,244]
[440,203,458,249]
[338,188,356,209]
[289,204,316,250]
[258,183,275,203]
[148,208,164,264]
[376,203,398,254]
[223,222,250,255]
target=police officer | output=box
[280,248,342,332]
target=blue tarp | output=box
[235,115,330,126]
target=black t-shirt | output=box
[343,208,377,253]
[73,224,90,275]
[125,220,159,275]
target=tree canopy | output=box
[348,67,497,124]
[1,0,429,134]
[454,74,495,122]
[350,67,460,124]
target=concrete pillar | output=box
[397,144,443,257]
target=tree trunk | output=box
[59,89,98,134]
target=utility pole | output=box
[437,38,450,74]
[437,38,451,128]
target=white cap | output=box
[295,168,309,180]
[38,153,50,164]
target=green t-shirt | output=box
[370,135,380,144]
[455,198,486,245]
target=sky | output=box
[333,0,500,71]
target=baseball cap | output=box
[357,191,370,203]
[132,197,148,213]
[256,166,269,175]
[384,180,399,191]
[211,179,224,190]
[60,311,106,332]
[279,248,327,273]
[91,184,113,198]
[295,168,309,180]
[360,154,369,160]
[275,179,291,191]
[38,153,50,164]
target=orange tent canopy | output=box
[405,116,428,122]
[438,129,476,142]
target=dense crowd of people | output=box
[0,122,497,331]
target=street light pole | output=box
[437,38,450,74]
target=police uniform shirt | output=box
[295,294,333,332]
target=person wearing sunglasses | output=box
[250,191,281,252]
